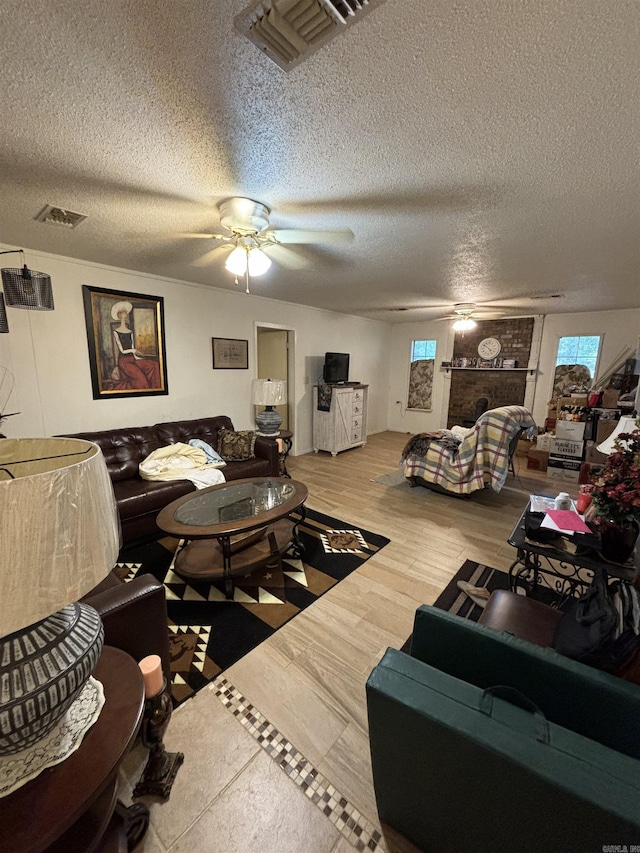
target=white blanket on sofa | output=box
[139,442,226,489]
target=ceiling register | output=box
[235,0,385,71]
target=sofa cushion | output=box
[224,456,271,479]
[155,416,234,449]
[114,477,194,520]
[63,426,163,482]
[217,429,256,461]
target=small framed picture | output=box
[212,338,249,369]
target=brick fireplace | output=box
[447,318,534,428]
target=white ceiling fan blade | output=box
[476,303,521,311]
[269,228,354,244]
[263,243,310,269]
[180,232,230,240]
[191,244,233,268]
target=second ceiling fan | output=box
[183,197,354,290]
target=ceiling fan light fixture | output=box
[225,246,249,276]
[247,247,271,277]
[452,317,477,331]
[224,245,271,278]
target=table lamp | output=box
[0,438,120,754]
[252,378,287,435]
[596,416,638,455]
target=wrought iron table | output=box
[275,429,293,477]
[507,502,638,603]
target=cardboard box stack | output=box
[527,448,549,472]
[526,384,625,483]
[596,417,618,445]
[601,389,620,409]
[527,432,551,472]
[555,421,586,441]
[548,436,584,483]
[584,441,608,465]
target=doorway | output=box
[256,325,294,433]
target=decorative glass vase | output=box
[598,518,639,565]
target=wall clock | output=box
[477,337,502,359]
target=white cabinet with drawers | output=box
[312,384,369,456]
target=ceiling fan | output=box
[182,197,354,291]
[380,292,565,322]
[439,303,486,330]
[435,294,564,325]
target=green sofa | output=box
[366,605,640,853]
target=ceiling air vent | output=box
[235,0,385,72]
[35,205,87,228]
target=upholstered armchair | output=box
[402,405,536,496]
[82,572,171,683]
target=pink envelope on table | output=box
[545,509,592,534]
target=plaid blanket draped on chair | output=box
[402,405,537,495]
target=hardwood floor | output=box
[123,431,552,853]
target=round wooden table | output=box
[157,477,308,598]
[0,646,146,853]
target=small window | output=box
[407,339,437,410]
[411,339,437,361]
[555,335,601,377]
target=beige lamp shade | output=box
[252,379,287,406]
[0,438,120,638]
[596,416,639,455]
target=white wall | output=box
[387,309,640,434]
[387,320,455,435]
[0,246,391,455]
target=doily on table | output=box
[0,676,105,798]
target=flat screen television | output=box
[323,352,350,384]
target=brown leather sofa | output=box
[65,416,279,547]
[82,572,171,682]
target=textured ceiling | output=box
[0,1,638,322]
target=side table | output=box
[507,503,638,602]
[273,429,293,478]
[0,646,147,853]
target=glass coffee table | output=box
[156,477,308,599]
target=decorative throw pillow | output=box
[217,429,256,461]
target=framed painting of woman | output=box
[82,285,168,399]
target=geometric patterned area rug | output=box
[433,559,512,622]
[115,509,389,707]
